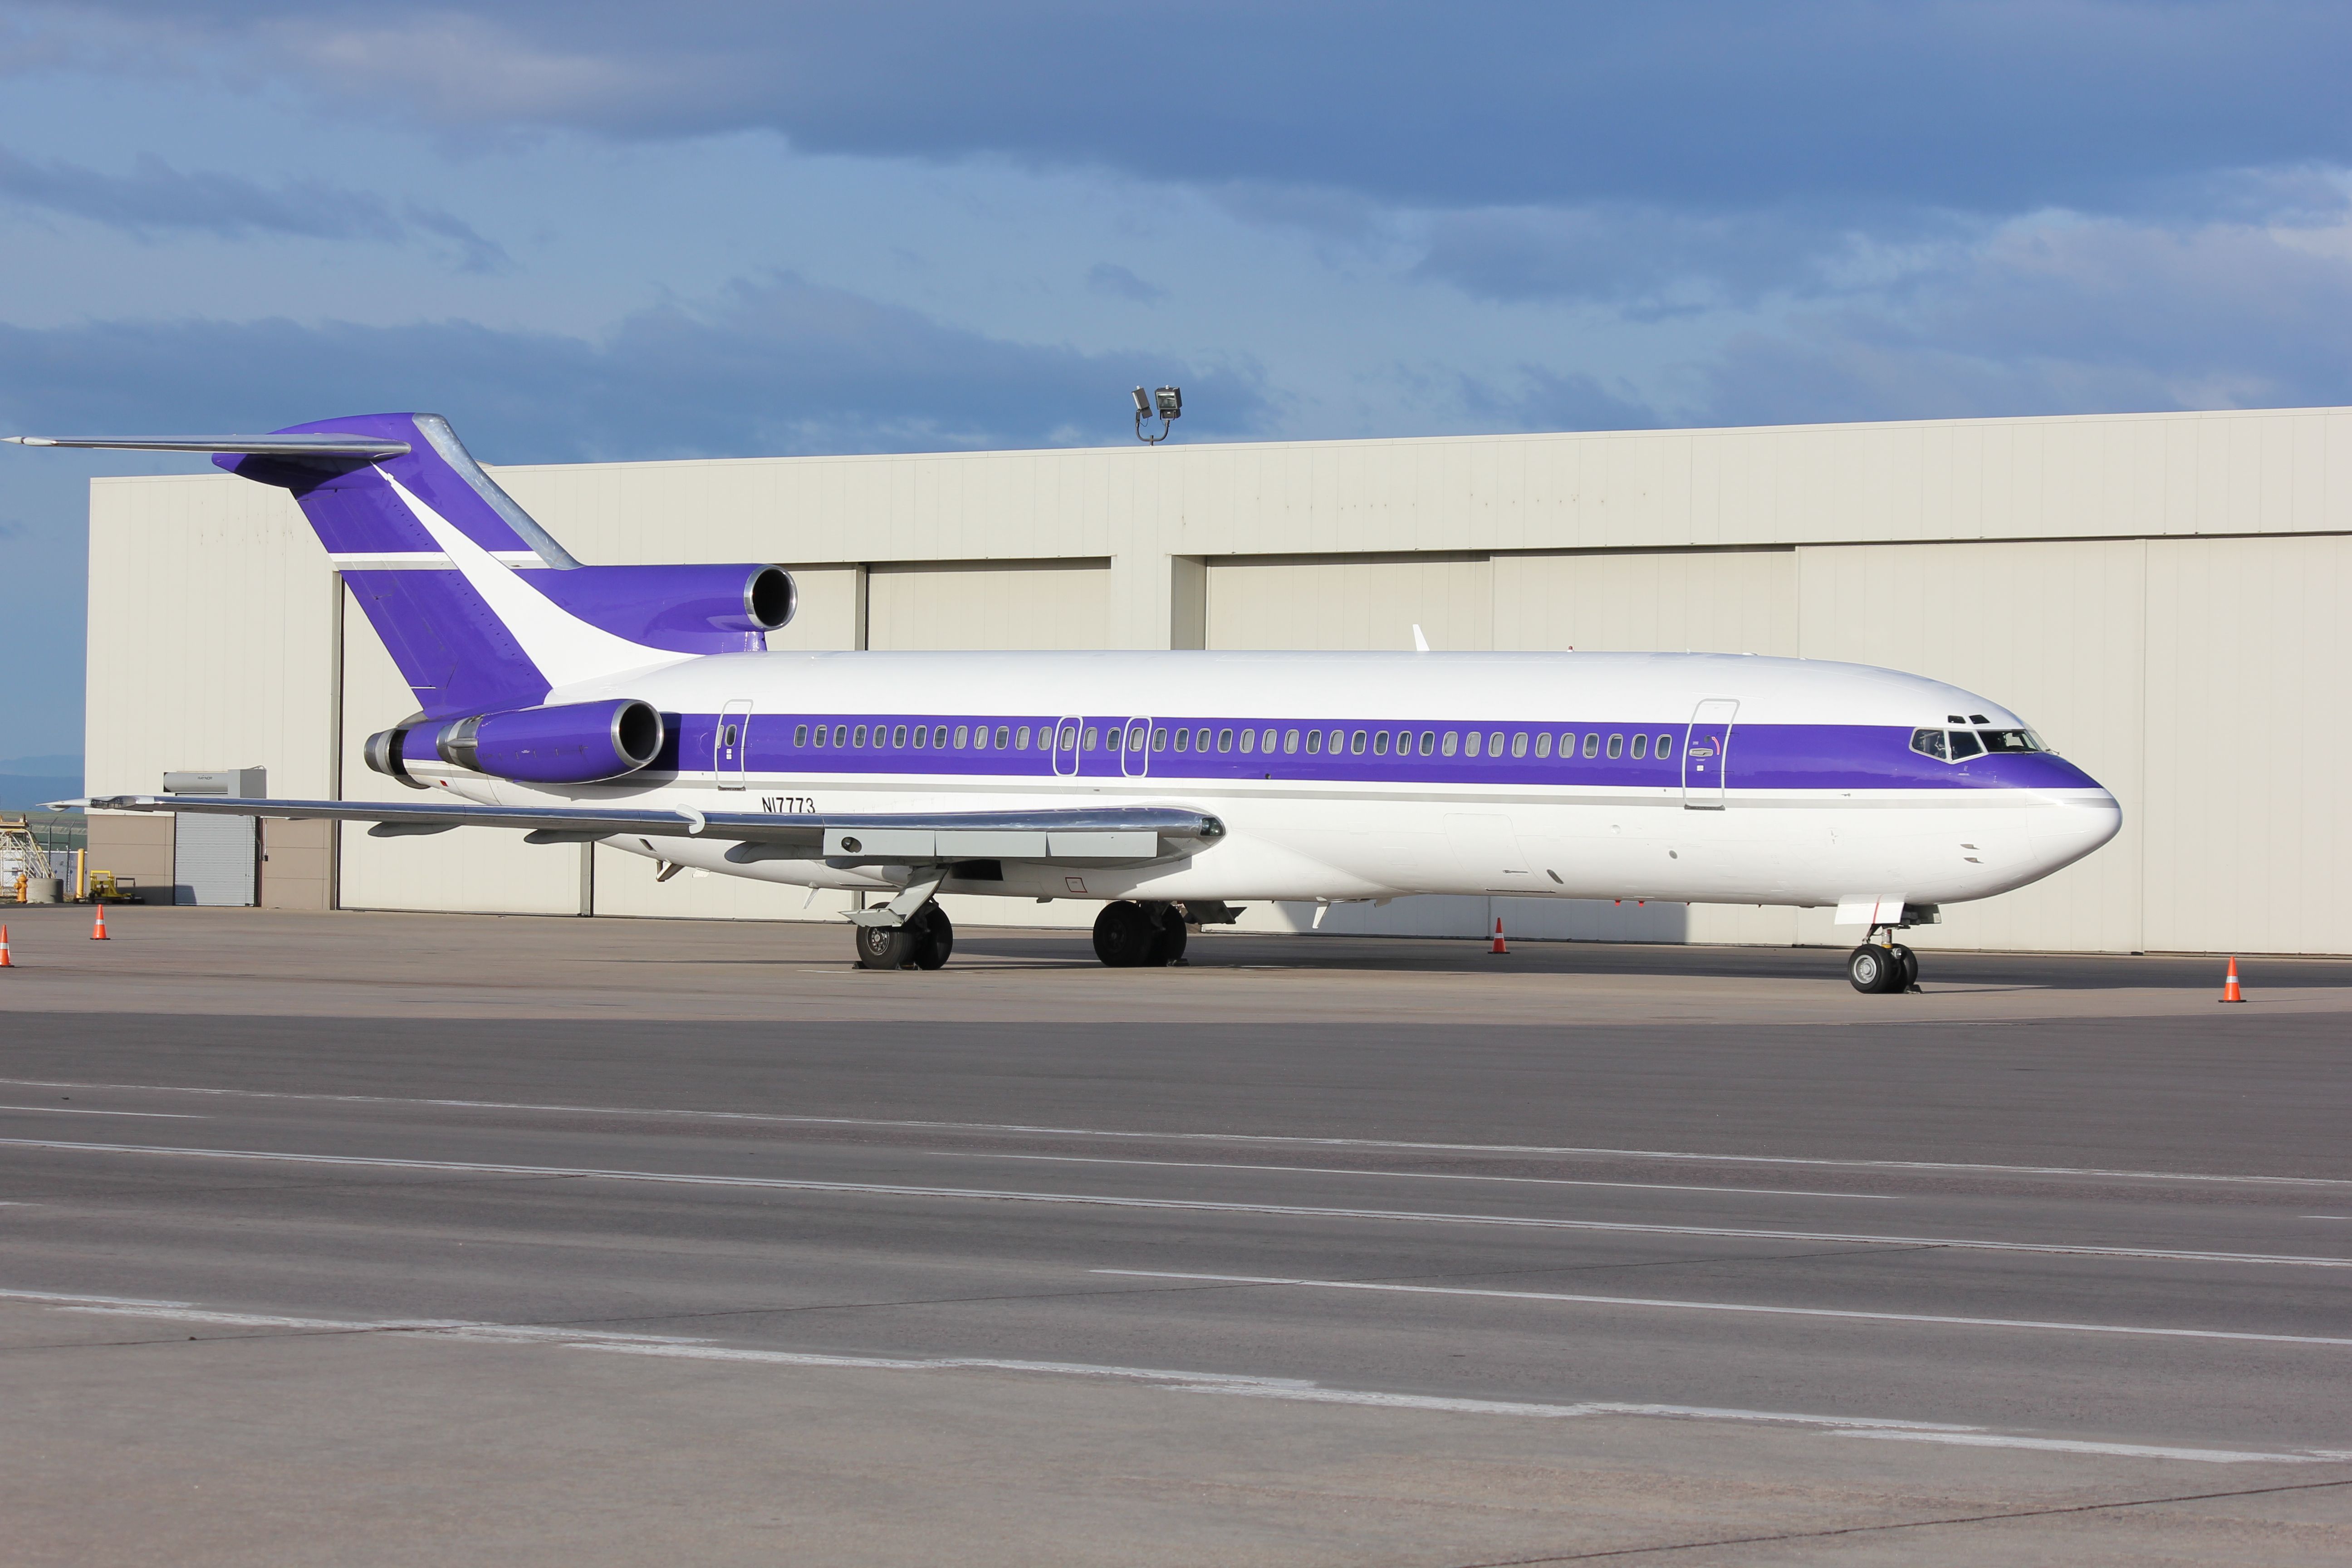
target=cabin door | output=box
[1120,717,1152,778]
[715,699,753,789]
[1051,715,1083,778]
[1681,699,1737,809]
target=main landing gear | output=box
[1092,900,1188,967]
[1847,928,1921,995]
[853,902,954,970]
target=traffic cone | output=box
[90,904,109,941]
[1490,916,1508,955]
[2219,956,2244,1004]
[0,925,13,967]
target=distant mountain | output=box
[0,775,81,812]
[0,755,82,777]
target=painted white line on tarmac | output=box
[0,1076,2337,1191]
[0,1285,2334,1465]
[0,1105,202,1118]
[1095,1270,2352,1348]
[954,1152,1895,1200]
[4,1137,2348,1270]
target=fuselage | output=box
[398,648,2122,912]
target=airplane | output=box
[10,412,2122,991]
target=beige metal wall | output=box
[85,406,2352,953]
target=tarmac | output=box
[1,905,2348,1565]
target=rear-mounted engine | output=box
[426,698,666,785]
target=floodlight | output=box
[1132,387,1152,415]
[1154,386,1182,420]
[1132,382,1184,444]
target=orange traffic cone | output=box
[0,925,13,967]
[2220,956,2244,1004]
[1490,916,1509,955]
[90,904,109,941]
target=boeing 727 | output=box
[10,413,2122,990]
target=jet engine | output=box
[430,698,666,785]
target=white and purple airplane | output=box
[13,412,2121,990]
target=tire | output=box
[1092,901,1156,967]
[1145,909,1188,967]
[854,922,914,970]
[912,905,954,970]
[1891,943,1919,992]
[1847,944,1898,994]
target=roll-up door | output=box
[174,812,257,906]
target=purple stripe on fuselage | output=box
[650,715,2100,794]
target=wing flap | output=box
[76,796,1221,863]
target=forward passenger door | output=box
[1682,699,1736,809]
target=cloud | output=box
[12,1,2352,220]
[0,145,510,268]
[0,271,1273,462]
[1086,263,1165,304]
[1676,211,2352,426]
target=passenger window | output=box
[1373,730,1390,756]
[911,725,927,750]
[1263,728,1277,752]
[792,723,808,747]
[993,725,1010,749]
[1419,730,1435,757]
[1534,732,1551,759]
[1947,729,1985,760]
[1015,725,1032,750]
[1239,728,1256,755]
[1655,734,1673,759]
[954,725,969,749]
[1194,727,1210,751]
[933,726,947,748]
[1909,728,1949,761]
[1174,728,1190,753]
[1153,727,1168,750]
[1441,731,1458,757]
[1350,730,1368,755]
[1083,725,1100,750]
[813,725,829,749]
[1631,733,1647,760]
[1557,733,1573,757]
[1465,731,1481,758]
[852,724,867,748]
[1488,731,1504,757]
[1607,734,1623,759]
[1060,724,1078,751]
[1217,728,1234,753]
[1305,729,1323,755]
[1511,732,1528,758]
[1284,728,1300,753]
[1583,733,1599,759]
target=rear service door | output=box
[715,699,753,789]
[1682,699,1737,809]
[1121,717,1152,778]
[1052,715,1082,778]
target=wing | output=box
[69,796,1223,865]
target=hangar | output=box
[80,404,2352,956]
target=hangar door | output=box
[1491,549,1797,655]
[1207,554,1493,650]
[867,559,1112,649]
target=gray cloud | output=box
[0,144,509,269]
[10,1,2352,222]
[1086,263,1165,304]
[0,271,1271,462]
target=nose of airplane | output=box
[2029,766,2123,876]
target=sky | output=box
[3,1,2349,761]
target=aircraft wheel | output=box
[912,904,954,970]
[1891,943,1919,992]
[1847,944,1901,994]
[854,922,914,970]
[1092,901,1156,967]
[1145,907,1188,967]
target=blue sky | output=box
[4,1,2349,760]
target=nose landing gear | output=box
[1847,928,1921,994]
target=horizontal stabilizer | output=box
[3,433,411,458]
[70,796,1224,864]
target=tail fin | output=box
[15,413,794,720]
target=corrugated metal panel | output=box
[173,811,255,906]
[1491,549,1796,656]
[866,560,1112,650]
[1207,555,1493,651]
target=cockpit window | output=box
[1909,728,1949,761]
[1978,729,2045,753]
[1946,729,1985,761]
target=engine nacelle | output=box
[362,726,429,790]
[530,564,795,653]
[434,698,665,785]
